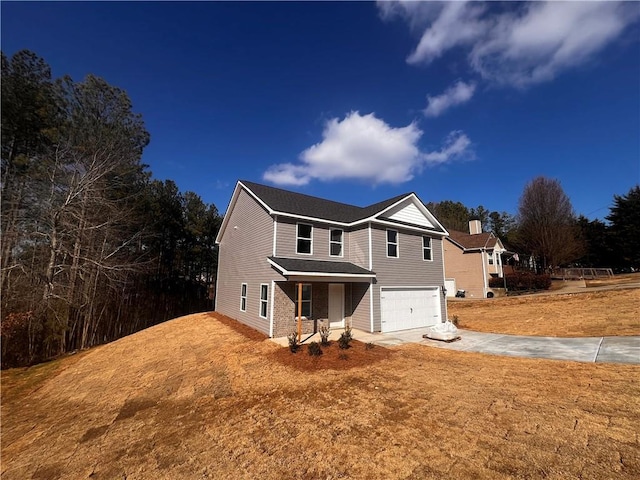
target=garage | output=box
[444,279,457,298]
[380,287,442,333]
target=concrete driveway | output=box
[351,328,640,364]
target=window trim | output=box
[386,229,399,258]
[422,236,433,262]
[329,228,344,257]
[296,222,313,255]
[240,283,247,312]
[259,283,269,319]
[295,283,312,318]
[488,250,494,265]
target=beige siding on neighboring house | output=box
[443,240,486,299]
[216,189,279,335]
[485,250,502,277]
[370,225,446,332]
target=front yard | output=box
[2,293,639,479]
[449,288,640,337]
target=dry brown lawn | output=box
[2,308,639,480]
[585,273,640,287]
[449,288,640,337]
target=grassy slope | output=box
[2,301,639,479]
[449,288,640,336]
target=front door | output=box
[328,284,345,328]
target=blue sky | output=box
[2,1,639,221]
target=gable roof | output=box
[446,229,502,251]
[240,180,408,223]
[216,180,448,243]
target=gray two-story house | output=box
[215,180,449,338]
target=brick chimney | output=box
[469,220,482,235]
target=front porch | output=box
[267,256,376,339]
[272,281,370,339]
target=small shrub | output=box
[451,315,459,327]
[338,326,353,350]
[490,272,552,291]
[307,341,323,356]
[287,332,300,353]
[534,274,552,290]
[338,353,349,361]
[319,324,331,346]
[365,342,375,350]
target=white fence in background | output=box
[554,268,614,279]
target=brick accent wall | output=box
[272,282,330,338]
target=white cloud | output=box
[407,2,488,66]
[424,81,476,117]
[379,0,640,88]
[423,130,473,165]
[261,164,310,187]
[263,112,473,186]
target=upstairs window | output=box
[423,236,432,261]
[297,223,312,254]
[387,229,398,258]
[330,229,343,257]
[488,251,494,265]
[240,283,247,312]
[259,284,269,318]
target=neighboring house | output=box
[215,180,449,338]
[443,220,507,299]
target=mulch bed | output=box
[270,339,394,371]
[208,312,394,371]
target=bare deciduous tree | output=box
[517,176,583,270]
[1,50,221,368]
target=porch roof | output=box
[267,257,376,282]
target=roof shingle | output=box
[268,257,375,276]
[447,230,499,250]
[241,180,409,223]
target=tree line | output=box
[2,49,637,367]
[1,50,221,367]
[428,178,639,273]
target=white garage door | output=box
[380,287,442,333]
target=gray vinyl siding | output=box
[216,189,279,335]
[370,224,445,331]
[275,217,351,261]
[350,282,371,331]
[347,225,370,269]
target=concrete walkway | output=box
[273,328,640,364]
[360,328,640,364]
